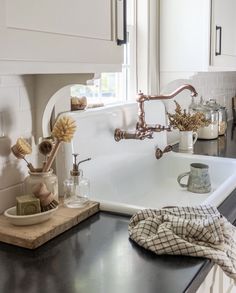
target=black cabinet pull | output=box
[117,0,127,45]
[215,25,222,56]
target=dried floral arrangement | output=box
[167,101,210,131]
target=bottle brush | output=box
[11,138,36,172]
[42,116,76,172]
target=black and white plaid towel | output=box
[128,205,236,280]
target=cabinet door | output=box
[211,0,236,68]
[0,0,123,74]
[160,0,211,73]
[196,265,236,293]
[6,0,112,41]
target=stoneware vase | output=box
[179,130,198,153]
[24,169,59,201]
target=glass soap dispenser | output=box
[64,154,91,208]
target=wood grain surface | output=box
[0,201,99,249]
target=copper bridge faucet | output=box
[114,84,198,142]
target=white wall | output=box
[0,71,236,213]
[161,72,236,144]
[0,74,92,213]
[0,75,37,213]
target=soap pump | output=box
[64,153,91,208]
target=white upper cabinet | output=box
[0,0,125,74]
[211,0,236,68]
[160,0,236,75]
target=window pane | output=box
[70,1,135,105]
[71,71,125,104]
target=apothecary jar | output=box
[24,169,58,200]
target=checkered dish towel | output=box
[128,205,236,280]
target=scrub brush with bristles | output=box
[11,138,36,172]
[32,182,58,211]
[38,139,54,168]
[52,116,77,142]
[42,116,76,172]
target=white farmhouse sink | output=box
[88,151,236,215]
[55,103,236,216]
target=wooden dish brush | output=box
[11,138,36,172]
[42,116,76,172]
[38,139,54,168]
[32,182,58,211]
[38,139,53,156]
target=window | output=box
[70,0,136,105]
[71,69,125,105]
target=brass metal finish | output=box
[114,84,198,143]
[114,128,153,141]
[155,145,173,160]
[155,148,163,160]
[70,153,91,177]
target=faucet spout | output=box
[136,84,198,131]
[137,84,198,103]
[114,84,198,145]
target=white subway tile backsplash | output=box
[0,87,20,109]
[163,71,236,144]
[164,72,236,118]
[0,184,23,214]
[0,136,11,159]
[0,72,235,212]
[3,109,29,139]
[0,75,35,211]
[18,110,34,135]
[19,85,35,111]
[0,160,26,190]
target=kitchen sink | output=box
[55,103,236,216]
[88,151,236,215]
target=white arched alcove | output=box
[42,85,71,138]
[34,74,94,142]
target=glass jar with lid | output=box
[63,154,90,208]
[206,99,227,135]
[188,96,199,114]
[192,102,219,140]
[63,168,90,208]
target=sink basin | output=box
[55,103,236,216]
[89,151,236,215]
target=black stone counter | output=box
[0,122,236,293]
[183,120,236,159]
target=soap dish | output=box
[4,206,58,226]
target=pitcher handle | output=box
[177,172,190,188]
[192,132,198,145]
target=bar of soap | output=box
[16,195,41,215]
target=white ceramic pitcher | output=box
[179,130,198,153]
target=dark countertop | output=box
[1,122,236,293]
[188,120,236,159]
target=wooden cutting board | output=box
[0,201,99,249]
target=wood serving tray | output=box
[0,201,99,249]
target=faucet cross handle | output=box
[155,145,173,159]
[139,130,153,140]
